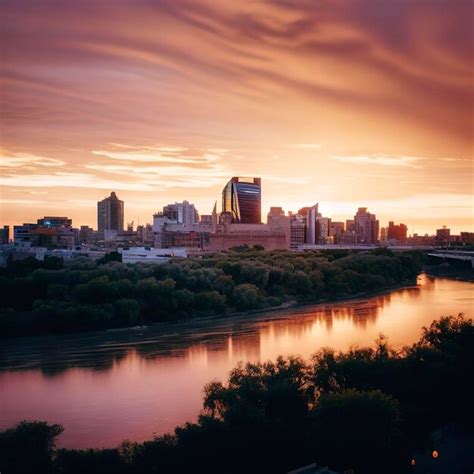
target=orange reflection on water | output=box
[0,275,472,448]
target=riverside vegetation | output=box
[0,315,472,473]
[0,249,424,336]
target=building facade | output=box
[97,192,124,232]
[354,207,379,244]
[0,225,10,244]
[222,177,261,224]
[388,221,408,242]
[163,201,199,226]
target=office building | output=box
[354,207,379,244]
[290,214,306,248]
[97,192,124,232]
[346,219,355,233]
[302,204,320,245]
[79,225,97,245]
[13,220,76,248]
[387,221,408,242]
[222,177,261,224]
[208,221,287,251]
[0,225,10,244]
[316,217,331,244]
[330,222,345,244]
[267,207,291,248]
[436,226,450,243]
[37,216,72,228]
[163,201,199,226]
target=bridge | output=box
[428,250,474,268]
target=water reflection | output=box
[0,275,471,448]
[0,282,423,375]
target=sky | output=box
[1,0,473,235]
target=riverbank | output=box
[0,249,426,337]
[424,264,474,282]
[2,314,472,474]
[167,276,419,325]
[1,276,419,343]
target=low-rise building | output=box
[119,247,187,263]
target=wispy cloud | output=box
[85,144,236,188]
[0,151,65,168]
[92,149,219,164]
[0,172,155,191]
[0,198,46,205]
[332,154,423,168]
[289,144,322,149]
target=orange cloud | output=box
[0,0,472,233]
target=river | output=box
[0,274,472,448]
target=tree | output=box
[231,284,260,310]
[0,421,63,474]
[115,298,142,325]
[311,389,402,473]
[97,251,122,264]
[55,448,127,474]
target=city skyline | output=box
[1,0,473,234]
[1,181,471,237]
[7,184,471,240]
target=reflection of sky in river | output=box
[0,275,472,448]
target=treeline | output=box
[1,315,472,474]
[0,249,424,336]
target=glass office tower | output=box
[222,177,261,224]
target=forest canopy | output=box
[0,249,424,336]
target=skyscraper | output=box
[222,177,261,224]
[97,192,124,232]
[301,204,320,245]
[354,207,379,244]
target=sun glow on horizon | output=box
[1,0,472,233]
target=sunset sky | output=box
[1,0,473,234]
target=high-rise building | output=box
[354,207,379,244]
[290,214,306,248]
[316,217,331,244]
[346,219,355,233]
[163,201,199,226]
[303,204,320,245]
[97,192,124,232]
[222,177,261,224]
[330,222,345,243]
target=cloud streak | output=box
[332,154,424,168]
[0,0,472,232]
[0,151,65,168]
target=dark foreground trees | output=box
[0,249,425,336]
[1,314,472,474]
[0,421,63,474]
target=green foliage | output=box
[231,283,261,310]
[311,389,401,472]
[97,251,122,265]
[115,298,142,325]
[0,250,423,336]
